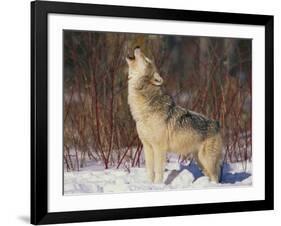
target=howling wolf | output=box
[126,47,222,183]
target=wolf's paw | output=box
[209,175,219,184]
[154,173,164,184]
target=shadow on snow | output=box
[164,161,251,185]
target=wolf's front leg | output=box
[153,149,166,183]
[143,142,155,182]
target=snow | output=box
[64,160,252,195]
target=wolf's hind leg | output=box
[142,141,155,182]
[198,135,222,183]
[193,152,205,174]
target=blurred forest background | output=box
[63,30,252,171]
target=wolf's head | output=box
[126,47,163,88]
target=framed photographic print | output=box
[31,0,274,224]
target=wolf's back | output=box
[175,109,220,138]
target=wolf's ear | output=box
[151,72,163,86]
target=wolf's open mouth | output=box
[127,54,135,60]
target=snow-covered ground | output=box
[64,159,252,195]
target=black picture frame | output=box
[31,0,274,224]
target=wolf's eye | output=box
[144,57,152,64]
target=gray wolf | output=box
[126,47,222,183]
